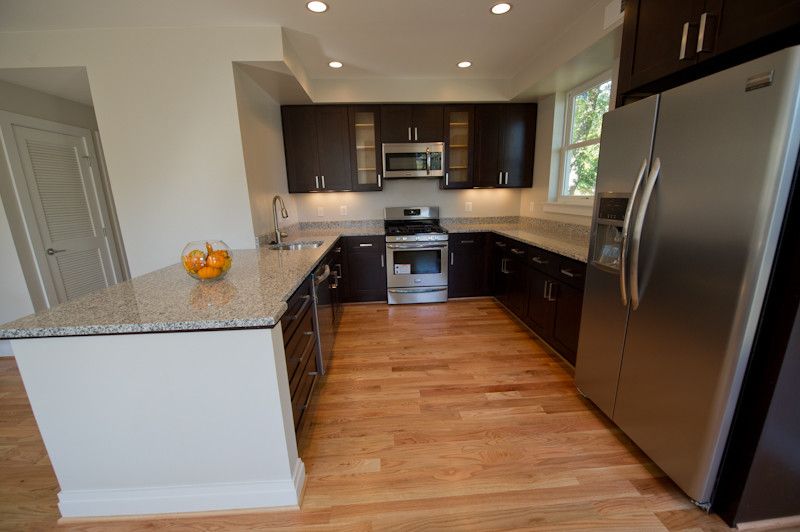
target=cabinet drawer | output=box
[285,307,316,387]
[449,232,485,249]
[344,235,385,251]
[291,350,319,428]
[528,247,558,277]
[555,257,586,290]
[281,279,312,342]
[507,242,529,261]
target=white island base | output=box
[10,327,304,518]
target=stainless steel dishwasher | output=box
[311,262,337,375]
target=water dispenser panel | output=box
[597,197,628,222]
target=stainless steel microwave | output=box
[382,142,444,178]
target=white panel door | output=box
[12,125,116,304]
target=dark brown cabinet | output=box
[282,105,352,192]
[442,105,475,189]
[341,236,386,302]
[474,104,536,188]
[348,105,383,191]
[380,104,443,143]
[618,0,800,103]
[525,268,556,340]
[448,233,488,298]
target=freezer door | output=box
[613,47,800,504]
[575,96,658,418]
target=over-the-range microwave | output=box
[382,142,444,178]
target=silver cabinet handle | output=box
[380,254,385,268]
[47,248,66,255]
[679,22,691,60]
[543,280,549,299]
[620,158,648,306]
[460,240,474,244]
[414,127,418,141]
[547,282,557,302]
[450,252,454,266]
[408,127,412,141]
[359,243,373,247]
[495,241,506,248]
[498,171,503,185]
[378,173,382,188]
[445,172,449,186]
[630,157,661,311]
[560,268,578,278]
[696,12,715,53]
[315,175,319,189]
[321,175,325,189]
[504,171,509,185]
[532,256,548,265]
[510,248,525,255]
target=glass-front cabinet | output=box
[442,105,474,189]
[348,105,383,191]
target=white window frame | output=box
[556,70,613,205]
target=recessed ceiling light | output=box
[491,3,511,15]
[328,61,343,69]
[306,1,328,13]
[457,61,472,68]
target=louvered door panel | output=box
[12,125,116,304]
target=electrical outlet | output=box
[317,207,324,217]
[340,205,348,216]
[465,201,473,213]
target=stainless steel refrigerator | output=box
[575,46,800,506]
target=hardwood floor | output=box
[0,299,736,531]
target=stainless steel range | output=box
[384,207,448,305]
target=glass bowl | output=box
[181,240,232,281]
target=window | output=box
[559,73,612,201]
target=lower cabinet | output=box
[280,277,319,432]
[448,233,489,298]
[340,235,387,302]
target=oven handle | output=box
[388,287,448,294]
[386,243,448,250]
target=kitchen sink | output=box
[268,241,324,251]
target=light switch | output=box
[317,207,324,217]
[465,201,473,213]
[340,205,348,216]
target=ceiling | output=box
[0,66,93,106]
[0,0,598,81]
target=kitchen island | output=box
[0,236,343,519]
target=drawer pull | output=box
[560,268,580,278]
[532,256,548,265]
[495,242,507,248]
[287,295,311,321]
[359,243,373,247]
[511,248,525,255]
[460,240,475,244]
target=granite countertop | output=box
[0,235,341,339]
[442,222,589,262]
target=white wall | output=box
[294,180,521,222]
[0,27,287,276]
[0,200,33,324]
[233,64,299,238]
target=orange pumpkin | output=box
[196,266,222,279]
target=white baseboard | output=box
[58,477,302,518]
[292,458,306,501]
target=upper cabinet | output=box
[474,103,537,188]
[282,105,352,193]
[442,105,474,189]
[618,0,800,103]
[348,105,383,191]
[380,105,443,143]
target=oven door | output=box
[386,242,448,288]
[382,143,444,178]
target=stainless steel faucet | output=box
[272,195,289,244]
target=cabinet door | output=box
[620,0,705,92]
[505,248,529,319]
[474,105,503,187]
[500,104,536,188]
[344,237,387,302]
[490,238,509,304]
[411,105,444,142]
[380,105,414,142]
[349,106,383,191]
[525,268,556,340]
[442,105,474,189]
[282,106,320,193]
[315,106,352,191]
[448,233,487,297]
[552,282,583,366]
[707,0,800,58]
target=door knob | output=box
[47,248,66,255]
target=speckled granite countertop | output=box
[443,223,589,262]
[0,235,341,339]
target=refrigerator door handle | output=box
[620,158,649,306]
[630,157,662,311]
